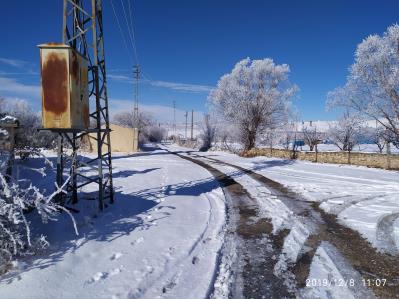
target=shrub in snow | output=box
[1,98,56,151]
[0,164,77,273]
[147,126,167,143]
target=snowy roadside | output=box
[164,144,399,298]
[0,147,226,299]
[172,145,399,255]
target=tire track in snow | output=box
[130,150,225,299]
[376,212,399,255]
[172,151,295,298]
[187,152,399,298]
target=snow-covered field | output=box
[1,143,398,298]
[182,146,399,255]
[165,144,399,298]
[0,147,225,299]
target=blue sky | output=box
[0,0,398,122]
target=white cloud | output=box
[109,98,204,123]
[0,77,40,97]
[107,72,213,93]
[0,58,29,68]
[149,80,213,93]
[107,74,133,83]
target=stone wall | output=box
[243,148,399,170]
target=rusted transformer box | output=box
[39,43,89,130]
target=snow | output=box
[0,115,18,125]
[268,143,399,154]
[301,241,376,299]
[1,143,398,297]
[0,148,225,299]
[168,145,399,254]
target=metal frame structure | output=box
[47,0,113,210]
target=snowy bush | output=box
[146,126,166,142]
[0,161,77,273]
[0,98,56,150]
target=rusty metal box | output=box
[39,43,89,130]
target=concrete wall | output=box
[88,124,138,153]
[243,148,399,170]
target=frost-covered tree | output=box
[209,58,297,151]
[363,126,389,153]
[327,111,364,152]
[113,111,153,131]
[277,121,297,150]
[113,111,168,143]
[213,120,239,152]
[327,24,399,148]
[199,114,217,151]
[1,99,55,150]
[302,125,322,151]
[147,126,166,142]
[0,97,5,115]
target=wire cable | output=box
[120,0,139,65]
[127,0,140,65]
[110,0,134,64]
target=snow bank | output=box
[0,148,226,298]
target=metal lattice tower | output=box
[54,0,114,210]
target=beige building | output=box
[88,124,138,153]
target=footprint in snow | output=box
[109,267,123,276]
[111,252,123,261]
[131,236,144,246]
[88,267,123,284]
[89,271,108,283]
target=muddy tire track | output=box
[172,152,294,298]
[190,153,399,299]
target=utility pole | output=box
[184,111,188,140]
[133,65,140,128]
[173,101,176,134]
[132,65,140,151]
[191,109,194,140]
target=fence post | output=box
[386,142,391,170]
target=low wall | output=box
[88,124,138,152]
[243,148,399,170]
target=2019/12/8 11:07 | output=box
[306,278,387,288]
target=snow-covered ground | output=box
[0,147,225,299]
[179,146,399,255]
[165,144,399,298]
[1,143,398,298]
[280,143,399,154]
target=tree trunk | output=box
[244,130,256,152]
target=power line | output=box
[126,0,140,64]
[110,0,134,64]
[120,0,139,64]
